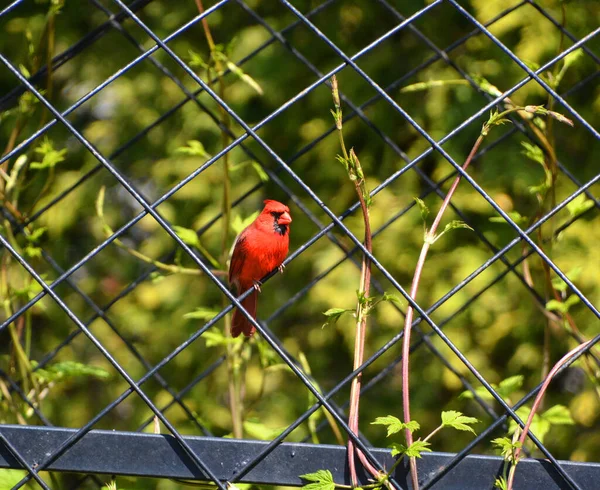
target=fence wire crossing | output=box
[0,0,599,489]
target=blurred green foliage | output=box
[0,0,599,488]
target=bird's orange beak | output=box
[279,211,292,225]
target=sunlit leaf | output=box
[251,162,269,182]
[184,307,220,321]
[441,410,479,435]
[175,140,210,158]
[300,469,335,490]
[414,197,429,222]
[372,415,420,437]
[541,405,575,426]
[551,267,582,293]
[566,194,594,218]
[489,211,528,226]
[231,211,259,236]
[34,361,110,383]
[173,226,200,249]
[404,440,431,458]
[30,138,67,170]
[322,307,353,327]
[492,437,521,462]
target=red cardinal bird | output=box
[228,200,292,337]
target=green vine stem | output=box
[95,186,223,276]
[193,0,243,440]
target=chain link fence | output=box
[0,0,599,489]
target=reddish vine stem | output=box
[506,339,592,490]
[347,156,379,486]
[401,133,483,490]
[401,104,573,489]
[330,76,383,488]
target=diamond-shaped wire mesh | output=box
[0,0,599,489]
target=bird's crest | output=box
[263,199,289,214]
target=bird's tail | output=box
[231,289,258,338]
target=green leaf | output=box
[5,154,27,194]
[356,290,376,307]
[300,469,335,490]
[521,141,545,166]
[566,194,594,218]
[382,292,403,307]
[522,59,541,72]
[459,386,491,401]
[35,361,110,383]
[173,226,200,249]
[541,405,574,426]
[175,140,210,158]
[149,271,165,283]
[460,375,523,401]
[441,410,479,435]
[528,181,551,196]
[184,307,219,321]
[231,211,259,236]
[389,442,406,457]
[11,278,44,302]
[251,162,269,182]
[227,483,254,490]
[414,197,429,221]
[24,245,42,259]
[486,109,512,129]
[96,186,106,220]
[432,220,474,243]
[257,338,283,368]
[472,75,503,97]
[335,154,349,171]
[498,375,524,397]
[494,476,508,490]
[404,440,432,458]
[489,211,528,226]
[30,138,67,170]
[551,267,581,293]
[19,64,31,78]
[201,330,231,348]
[243,420,285,440]
[25,226,47,243]
[371,415,420,437]
[0,470,27,488]
[322,307,353,327]
[225,60,264,95]
[556,48,584,87]
[562,48,583,71]
[102,480,117,490]
[508,407,550,444]
[546,299,568,314]
[565,294,580,309]
[188,49,208,70]
[442,220,473,234]
[492,437,521,462]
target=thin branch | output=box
[401,105,573,490]
[331,75,384,487]
[194,0,242,440]
[507,340,592,490]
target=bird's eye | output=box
[271,211,282,219]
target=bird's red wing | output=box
[228,233,247,286]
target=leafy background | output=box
[0,0,599,488]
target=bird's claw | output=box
[278,264,285,274]
[253,281,262,292]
